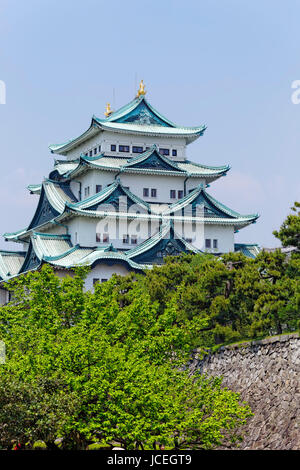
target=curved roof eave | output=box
[48,120,100,155]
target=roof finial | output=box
[137,80,146,97]
[104,103,112,117]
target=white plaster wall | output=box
[70,170,116,200]
[67,216,150,248]
[0,288,9,305]
[100,130,187,160]
[84,263,130,291]
[186,178,207,193]
[40,224,68,236]
[120,174,206,204]
[202,225,234,253]
[64,130,187,161]
[68,170,206,205]
[65,132,103,161]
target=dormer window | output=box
[119,145,129,153]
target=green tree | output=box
[273,201,300,252]
[0,265,251,450]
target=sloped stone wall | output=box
[188,333,300,450]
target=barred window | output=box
[205,239,211,249]
[132,146,143,153]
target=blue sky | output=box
[0,0,299,248]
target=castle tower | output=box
[0,83,259,299]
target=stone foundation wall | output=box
[188,333,300,450]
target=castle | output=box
[0,82,259,302]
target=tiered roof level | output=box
[1,81,259,297]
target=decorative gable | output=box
[19,242,41,273]
[190,192,234,218]
[27,188,60,230]
[114,100,170,127]
[125,147,183,172]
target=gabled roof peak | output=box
[95,94,177,128]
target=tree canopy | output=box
[0,202,298,450]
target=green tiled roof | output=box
[234,243,261,258]
[126,221,201,261]
[49,95,206,155]
[16,232,150,274]
[27,184,42,195]
[166,184,259,222]
[96,95,177,127]
[0,250,26,280]
[70,177,150,212]
[62,150,229,180]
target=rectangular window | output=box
[96,233,101,242]
[143,188,149,197]
[205,239,211,249]
[172,149,177,157]
[185,238,192,243]
[84,152,88,157]
[131,235,137,245]
[132,146,144,153]
[96,184,102,193]
[151,188,157,198]
[103,233,109,243]
[84,186,90,197]
[98,145,101,153]
[159,148,170,156]
[111,144,116,151]
[89,150,93,157]
[94,148,97,155]
[123,186,129,190]
[170,190,176,199]
[213,239,218,249]
[178,190,184,199]
[101,278,108,283]
[93,278,100,286]
[123,234,129,244]
[119,145,130,152]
